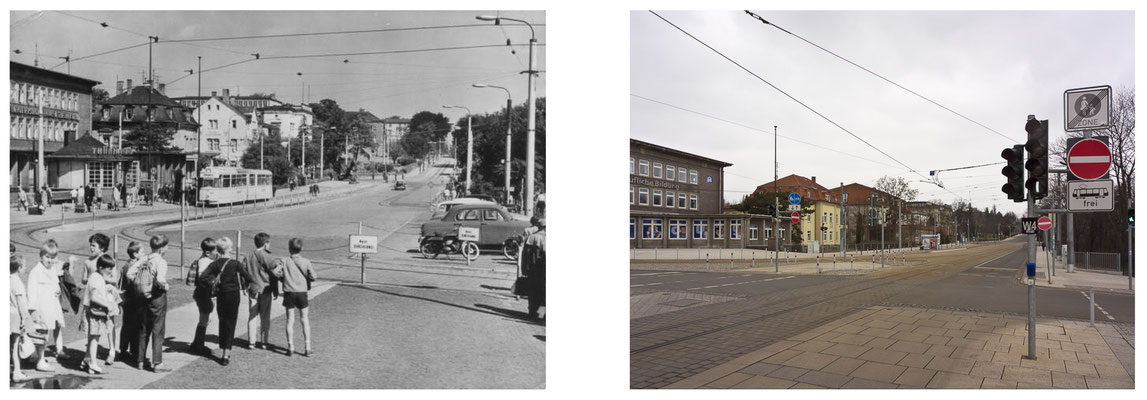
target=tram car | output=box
[198,167,273,206]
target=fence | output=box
[1073,252,1122,272]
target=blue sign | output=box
[1026,262,1036,277]
[788,192,801,205]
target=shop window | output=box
[730,220,742,239]
[713,220,724,239]
[642,219,663,240]
[669,219,687,240]
[692,220,707,239]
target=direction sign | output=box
[791,211,800,224]
[1066,137,1112,181]
[1020,218,1038,234]
[1064,86,1111,132]
[788,192,801,205]
[788,204,800,212]
[458,227,480,242]
[348,235,379,253]
[1067,179,1114,212]
[1037,216,1052,231]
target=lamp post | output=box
[195,57,202,197]
[473,83,513,204]
[443,105,472,195]
[478,14,537,215]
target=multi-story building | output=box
[92,80,200,189]
[630,139,785,250]
[348,109,387,160]
[9,61,99,190]
[261,103,313,144]
[174,89,270,167]
[380,116,410,161]
[753,175,844,252]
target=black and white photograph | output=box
[8,9,545,389]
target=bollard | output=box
[872,254,876,270]
[851,254,855,270]
[1089,286,1095,327]
[816,255,820,274]
[752,252,755,268]
[833,254,836,272]
[730,253,734,270]
[706,253,710,270]
[236,229,242,255]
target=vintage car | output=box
[420,204,532,247]
[394,180,406,190]
[430,197,497,219]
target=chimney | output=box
[116,80,124,95]
[158,83,166,94]
[223,88,231,104]
[811,176,816,184]
[126,79,132,91]
[211,91,217,97]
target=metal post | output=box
[1129,225,1134,291]
[706,253,709,270]
[236,229,242,255]
[774,126,779,273]
[1068,212,1075,273]
[898,200,902,251]
[730,253,733,270]
[180,194,185,280]
[1025,195,1036,360]
[1089,286,1095,327]
[361,253,366,284]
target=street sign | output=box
[348,235,379,253]
[1067,179,1115,212]
[788,192,801,205]
[1037,216,1052,231]
[790,211,800,224]
[1064,86,1111,132]
[458,227,480,241]
[1020,218,1038,234]
[1066,137,1112,181]
[788,204,800,212]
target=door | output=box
[479,208,513,245]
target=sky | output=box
[630,10,1134,217]
[10,10,545,123]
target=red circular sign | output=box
[791,211,800,224]
[1037,216,1052,231]
[1067,138,1112,180]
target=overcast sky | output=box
[10,10,544,122]
[631,10,1133,216]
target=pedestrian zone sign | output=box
[1064,86,1111,132]
[458,227,480,242]
[349,235,379,253]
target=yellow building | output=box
[753,174,844,252]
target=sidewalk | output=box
[631,249,926,276]
[666,306,1134,389]
[1029,250,1133,293]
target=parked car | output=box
[420,204,532,247]
[461,194,496,203]
[431,198,497,219]
[394,181,406,190]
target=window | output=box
[669,219,687,240]
[483,209,504,221]
[639,160,649,176]
[667,166,675,181]
[750,224,759,240]
[678,193,686,209]
[693,220,707,239]
[765,226,773,239]
[730,220,742,239]
[210,120,219,129]
[642,219,663,240]
[807,231,812,240]
[652,189,662,207]
[779,227,786,239]
[86,162,115,188]
[208,139,221,151]
[230,139,238,150]
[666,191,675,208]
[828,213,833,225]
[638,188,649,205]
[713,220,724,239]
[679,167,688,183]
[690,170,698,184]
[828,231,833,241]
[630,186,635,204]
[125,107,135,120]
[652,162,663,179]
[630,218,636,239]
[457,209,481,221]
[630,158,635,174]
[231,120,238,129]
[689,194,698,210]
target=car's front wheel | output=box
[420,240,440,259]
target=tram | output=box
[198,167,273,206]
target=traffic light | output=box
[1000,144,1025,202]
[1024,118,1049,199]
[174,169,184,202]
[768,204,776,216]
[1130,208,1135,224]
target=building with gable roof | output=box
[174,89,274,167]
[92,80,200,190]
[752,174,844,252]
[9,61,100,192]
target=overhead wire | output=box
[162,23,543,43]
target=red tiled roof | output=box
[752,174,838,202]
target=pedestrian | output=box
[41,185,51,209]
[81,254,117,374]
[200,236,253,366]
[134,235,171,372]
[17,186,28,211]
[119,183,128,209]
[25,240,64,372]
[85,184,95,212]
[186,238,218,355]
[520,217,546,320]
[289,177,296,192]
[117,242,143,362]
[274,238,316,357]
[245,233,280,350]
[11,255,31,381]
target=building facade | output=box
[174,90,269,167]
[9,61,99,189]
[348,109,387,161]
[261,104,313,143]
[753,175,844,251]
[92,81,199,189]
[380,116,410,161]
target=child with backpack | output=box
[133,235,170,372]
[187,238,218,355]
[117,242,143,363]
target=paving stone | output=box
[999,335,1025,345]
[965,331,1002,342]
[1001,365,1052,386]
[1050,371,1088,389]
[896,353,934,369]
[980,378,1017,389]
[858,347,908,365]
[830,333,876,346]
[1084,343,1116,356]
[1046,333,1069,342]
[866,337,897,350]
[1084,376,1134,389]
[1019,357,1066,373]
[887,340,931,354]
[781,352,840,371]
[925,371,984,389]
[915,326,947,336]
[859,327,897,338]
[841,377,899,389]
[790,382,825,389]
[763,349,802,364]
[925,356,975,374]
[1068,334,1107,346]
[794,370,853,388]
[730,375,798,389]
[848,361,907,383]
[1016,382,1053,388]
[923,335,951,346]
[992,326,1016,335]
[1092,363,1131,381]
[943,329,970,339]
[950,347,995,363]
[738,362,783,376]
[1075,352,1123,367]
[968,361,1006,379]
[1063,360,1099,377]
[822,343,869,358]
[890,323,919,332]
[1058,341,1088,353]
[767,366,811,381]
[982,342,1011,353]
[813,331,844,342]
[866,319,900,329]
[924,344,956,358]
[833,323,867,334]
[991,351,1021,366]
[965,324,997,334]
[820,357,866,375]
[893,367,936,387]
[915,319,947,328]
[705,372,754,388]
[791,340,835,353]
[946,337,988,350]
[1047,348,1078,362]
[889,330,930,342]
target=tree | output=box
[241,130,294,186]
[449,97,546,203]
[400,128,432,160]
[123,122,176,153]
[307,99,376,176]
[409,111,451,142]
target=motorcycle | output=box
[503,234,524,261]
[419,235,479,262]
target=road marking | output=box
[1078,291,1117,321]
[632,272,684,277]
[974,266,1015,271]
[686,275,795,291]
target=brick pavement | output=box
[666,306,1134,389]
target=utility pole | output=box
[841,182,847,257]
[196,56,202,197]
[898,200,902,251]
[881,196,885,268]
[774,126,779,273]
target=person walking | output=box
[11,256,31,381]
[41,185,51,209]
[186,238,218,355]
[17,186,28,211]
[84,184,95,212]
[80,255,116,374]
[25,241,64,372]
[521,217,546,320]
[200,236,253,366]
[245,233,279,350]
[135,235,171,372]
[274,238,316,357]
[117,242,143,363]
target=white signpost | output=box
[349,234,379,283]
[1067,180,1115,212]
[458,227,480,242]
[1064,86,1111,132]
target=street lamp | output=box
[443,105,472,195]
[473,83,513,205]
[477,14,537,215]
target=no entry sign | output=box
[1066,137,1112,181]
[791,211,800,224]
[1037,216,1052,231]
